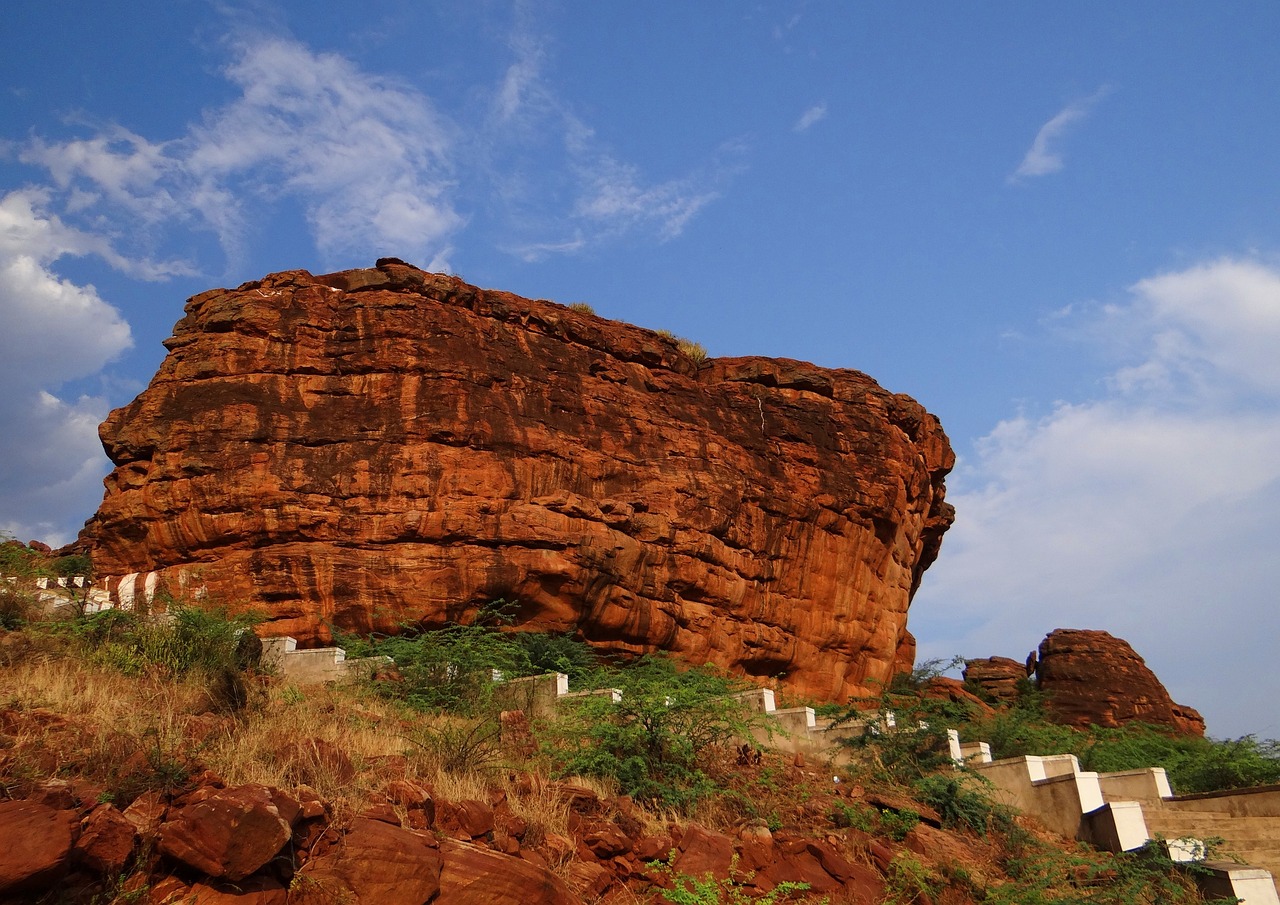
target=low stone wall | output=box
[260,636,391,685]
[962,736,1280,904]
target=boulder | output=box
[186,876,289,904]
[435,799,494,840]
[437,838,576,905]
[1035,629,1205,735]
[671,824,735,881]
[81,260,954,702]
[73,803,138,875]
[961,656,1028,704]
[0,800,77,894]
[291,817,441,905]
[157,784,291,881]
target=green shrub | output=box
[510,631,600,685]
[912,772,1011,837]
[340,603,601,716]
[51,554,92,578]
[884,852,940,905]
[878,807,921,841]
[66,604,262,712]
[567,302,596,315]
[544,655,757,810]
[834,660,983,785]
[829,801,876,832]
[971,689,1280,795]
[646,858,813,905]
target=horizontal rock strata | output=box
[80,259,954,701]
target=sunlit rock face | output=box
[80,259,954,702]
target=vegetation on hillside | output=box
[0,563,1268,902]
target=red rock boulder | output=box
[80,260,954,703]
[157,784,291,881]
[73,803,138,875]
[437,838,576,905]
[0,800,78,894]
[961,656,1029,704]
[291,817,441,905]
[1035,629,1205,735]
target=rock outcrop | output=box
[1034,629,1205,736]
[962,656,1030,705]
[79,259,954,701]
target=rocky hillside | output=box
[0,612,1222,905]
[78,259,954,703]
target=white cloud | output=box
[912,257,1280,738]
[572,155,719,241]
[475,22,736,255]
[0,391,114,548]
[1010,88,1108,182]
[22,38,464,268]
[0,190,134,547]
[22,31,729,268]
[794,103,827,132]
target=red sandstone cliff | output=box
[79,259,954,701]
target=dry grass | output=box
[0,638,658,845]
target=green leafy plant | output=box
[971,684,1280,794]
[877,806,921,841]
[834,659,982,786]
[544,655,758,810]
[647,858,815,905]
[340,601,537,715]
[829,801,876,832]
[883,852,940,905]
[912,772,1011,837]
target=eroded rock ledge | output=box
[80,259,954,701]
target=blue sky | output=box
[3,1,1279,738]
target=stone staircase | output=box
[1138,790,1280,885]
[962,742,1280,904]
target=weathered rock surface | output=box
[1034,629,1205,736]
[157,784,291,881]
[0,799,78,894]
[73,803,138,875]
[292,817,442,905]
[962,656,1029,704]
[438,838,576,905]
[80,259,954,700]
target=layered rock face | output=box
[80,259,954,701]
[962,656,1029,705]
[1034,629,1205,736]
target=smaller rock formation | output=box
[1034,629,1205,736]
[962,656,1030,705]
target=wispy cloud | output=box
[793,103,827,132]
[913,257,1280,736]
[22,38,464,270]
[474,22,741,256]
[1009,88,1109,183]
